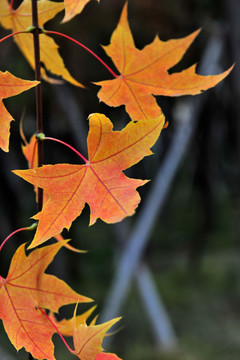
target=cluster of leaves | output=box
[0,0,232,359]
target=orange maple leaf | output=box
[0,241,91,360]
[0,0,82,87]
[0,71,38,152]
[14,112,165,248]
[62,0,100,23]
[96,2,233,122]
[72,310,121,360]
[48,306,121,360]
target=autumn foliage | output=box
[15,113,165,248]
[0,1,232,359]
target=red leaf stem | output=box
[9,0,14,11]
[37,307,76,355]
[41,136,88,163]
[46,30,118,78]
[0,224,37,252]
[0,31,27,44]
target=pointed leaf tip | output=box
[62,0,101,23]
[0,71,38,152]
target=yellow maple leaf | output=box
[0,0,83,87]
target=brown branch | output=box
[31,0,44,212]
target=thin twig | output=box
[28,2,44,360]
[31,0,44,212]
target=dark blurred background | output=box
[0,0,240,359]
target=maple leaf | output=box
[72,310,121,360]
[0,71,38,152]
[14,112,165,248]
[49,306,121,360]
[0,241,92,360]
[0,0,83,87]
[62,0,100,23]
[95,3,233,122]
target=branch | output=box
[31,0,44,212]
